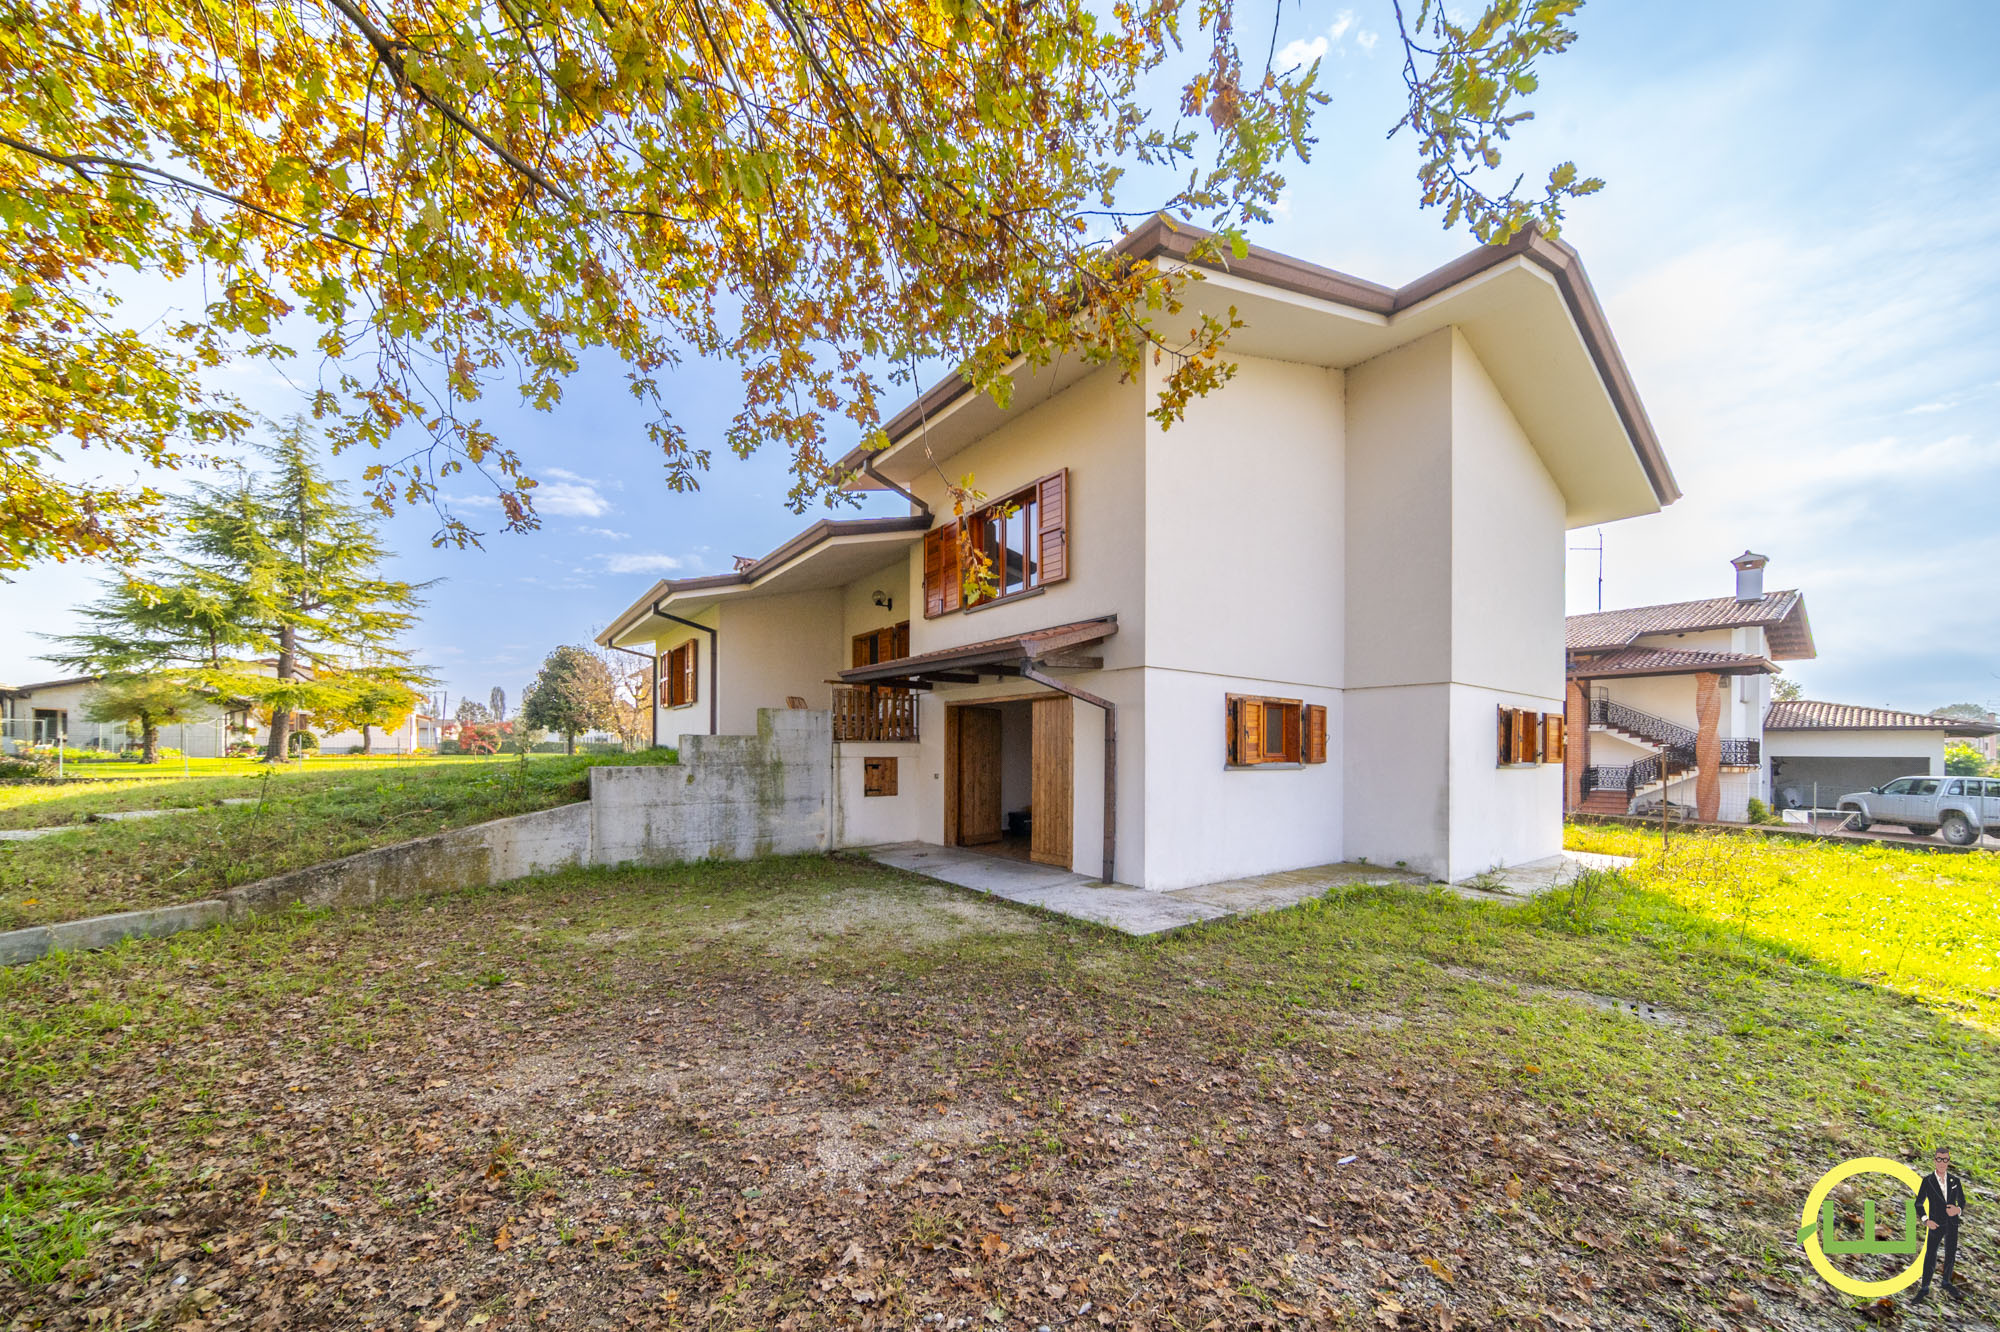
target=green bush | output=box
[1744,797,1781,826]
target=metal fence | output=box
[3,716,237,763]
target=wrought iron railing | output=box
[831,686,918,743]
[1719,737,1760,768]
[1590,697,1696,750]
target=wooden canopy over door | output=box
[1030,696,1073,867]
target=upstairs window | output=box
[660,640,698,709]
[924,469,1069,617]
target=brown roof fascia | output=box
[596,514,931,646]
[835,221,1677,506]
[1568,650,1776,681]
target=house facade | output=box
[1764,701,1998,804]
[1567,555,2000,821]
[599,223,1679,886]
[1565,553,1812,822]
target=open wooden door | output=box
[1030,695,1073,867]
[955,706,1004,845]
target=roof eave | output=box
[835,221,1677,509]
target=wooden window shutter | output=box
[923,521,962,617]
[1542,713,1565,765]
[1305,705,1328,764]
[892,621,909,658]
[1238,697,1265,766]
[682,639,698,705]
[1036,469,1069,585]
[852,634,872,669]
[1497,706,1512,765]
[1511,708,1537,764]
[922,526,946,618]
[658,655,673,708]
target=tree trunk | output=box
[361,724,374,756]
[141,721,159,765]
[264,624,297,763]
[564,730,575,756]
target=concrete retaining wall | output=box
[1,709,836,966]
[590,709,831,865]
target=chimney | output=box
[1731,550,1769,603]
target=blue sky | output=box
[6,0,1997,716]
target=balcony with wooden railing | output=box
[831,685,918,742]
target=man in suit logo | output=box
[1913,1146,1967,1304]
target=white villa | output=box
[598,222,1680,886]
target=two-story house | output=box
[597,222,1680,887]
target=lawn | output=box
[0,751,675,931]
[0,850,1992,1329]
[1565,819,2000,1029]
[15,752,533,784]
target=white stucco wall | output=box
[1139,669,1344,891]
[904,365,1147,671]
[833,743,926,848]
[1444,331,1566,876]
[1340,329,1566,880]
[1343,331,1455,877]
[1135,351,1348,890]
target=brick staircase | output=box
[1576,789,1631,816]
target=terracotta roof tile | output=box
[1764,700,2000,734]
[840,617,1117,684]
[1565,590,1815,660]
[1567,647,1775,679]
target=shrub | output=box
[1745,797,1781,826]
[288,730,320,754]
[0,753,56,781]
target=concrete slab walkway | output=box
[861,843,1427,936]
[862,843,1639,936]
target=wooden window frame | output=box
[862,755,899,797]
[659,640,699,710]
[924,469,1069,619]
[1496,706,1563,767]
[1227,695,1326,768]
[850,620,911,669]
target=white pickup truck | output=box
[1838,775,1999,846]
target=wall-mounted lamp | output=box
[872,590,894,611]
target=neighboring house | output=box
[317,712,441,754]
[1566,557,2000,821]
[1764,701,2000,806]
[597,222,1679,886]
[1565,552,1813,822]
[1,676,103,749]
[1,673,261,757]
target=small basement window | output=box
[1227,696,1327,766]
[863,756,898,797]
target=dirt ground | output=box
[1,856,1992,1330]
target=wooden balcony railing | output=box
[832,686,918,743]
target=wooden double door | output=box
[946,696,1072,867]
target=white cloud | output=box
[1276,36,1327,70]
[534,479,611,518]
[1276,12,1370,71]
[1907,400,1952,414]
[578,525,631,540]
[603,553,685,575]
